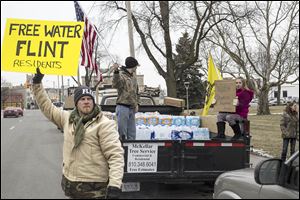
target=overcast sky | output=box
[1,1,167,89]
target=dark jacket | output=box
[112,67,139,108]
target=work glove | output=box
[111,63,120,74]
[32,68,44,84]
[106,186,121,199]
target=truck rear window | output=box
[103,96,154,105]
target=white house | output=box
[269,83,299,99]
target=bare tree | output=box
[208,1,299,115]
[272,34,299,104]
[97,1,235,97]
[1,77,11,109]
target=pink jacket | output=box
[236,88,254,118]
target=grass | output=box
[248,106,299,158]
[188,105,299,158]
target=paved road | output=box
[1,110,66,199]
[1,110,267,199]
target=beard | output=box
[79,105,94,115]
[82,107,92,114]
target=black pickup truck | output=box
[99,94,183,115]
[99,94,251,193]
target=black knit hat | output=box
[74,86,95,106]
[125,57,139,68]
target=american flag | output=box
[74,1,101,81]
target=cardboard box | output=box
[201,115,235,136]
[214,80,236,112]
[164,97,185,108]
[63,95,75,109]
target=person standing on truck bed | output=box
[213,77,254,141]
[31,68,124,199]
[111,56,140,140]
[280,101,299,161]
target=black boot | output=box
[230,124,243,141]
[212,122,226,140]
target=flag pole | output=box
[77,64,80,85]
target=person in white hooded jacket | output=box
[32,68,124,199]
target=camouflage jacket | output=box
[280,111,299,139]
[32,84,124,189]
[112,67,140,108]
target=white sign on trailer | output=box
[126,143,159,173]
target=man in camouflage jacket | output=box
[111,57,140,140]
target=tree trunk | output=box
[165,75,177,97]
[257,87,271,115]
[277,85,281,105]
[85,68,90,87]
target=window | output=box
[139,97,154,105]
[283,91,288,98]
[274,91,278,98]
[105,97,117,105]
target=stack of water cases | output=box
[135,113,210,140]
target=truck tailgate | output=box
[122,139,250,183]
[122,140,179,182]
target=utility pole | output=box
[77,65,80,86]
[184,82,190,115]
[57,75,61,102]
[126,1,135,58]
[61,76,64,102]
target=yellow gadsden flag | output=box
[202,54,222,116]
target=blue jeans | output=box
[281,138,296,161]
[116,105,136,140]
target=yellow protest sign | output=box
[1,18,84,76]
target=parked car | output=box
[287,97,299,104]
[15,107,23,116]
[53,101,64,108]
[268,98,286,106]
[250,98,258,107]
[268,98,278,106]
[213,150,299,199]
[3,107,19,118]
[284,96,299,104]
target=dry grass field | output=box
[191,105,299,158]
[248,106,299,158]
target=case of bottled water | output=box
[192,127,210,140]
[186,116,201,127]
[172,116,186,126]
[136,125,154,140]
